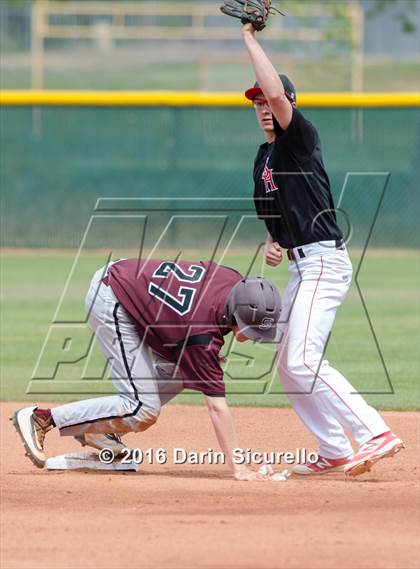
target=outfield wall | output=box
[1,92,419,249]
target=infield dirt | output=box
[1,403,419,569]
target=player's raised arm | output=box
[241,23,293,130]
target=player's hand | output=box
[234,467,268,481]
[241,22,256,36]
[265,241,282,266]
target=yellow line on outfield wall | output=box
[0,90,419,107]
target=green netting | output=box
[1,106,419,249]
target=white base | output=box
[45,451,140,472]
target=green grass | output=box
[1,60,419,91]
[0,249,419,410]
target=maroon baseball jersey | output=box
[103,259,242,396]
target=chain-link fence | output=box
[1,1,418,91]
[2,105,419,249]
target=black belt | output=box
[287,239,344,261]
[287,247,305,261]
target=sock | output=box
[34,408,55,427]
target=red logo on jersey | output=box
[262,159,278,193]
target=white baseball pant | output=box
[52,266,183,436]
[277,242,389,459]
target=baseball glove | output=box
[220,0,284,31]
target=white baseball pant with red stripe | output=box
[277,242,389,459]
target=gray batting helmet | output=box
[225,277,281,342]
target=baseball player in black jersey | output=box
[241,22,403,477]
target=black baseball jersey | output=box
[253,108,343,249]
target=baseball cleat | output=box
[74,433,128,457]
[292,455,353,475]
[344,431,404,477]
[11,406,54,468]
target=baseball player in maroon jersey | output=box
[241,22,404,476]
[13,258,281,481]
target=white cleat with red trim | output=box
[344,431,404,477]
[293,455,353,475]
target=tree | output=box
[4,0,418,33]
[368,0,418,33]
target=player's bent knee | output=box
[278,354,305,378]
[132,406,161,432]
[282,356,318,382]
[138,412,160,431]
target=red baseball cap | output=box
[245,74,297,104]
